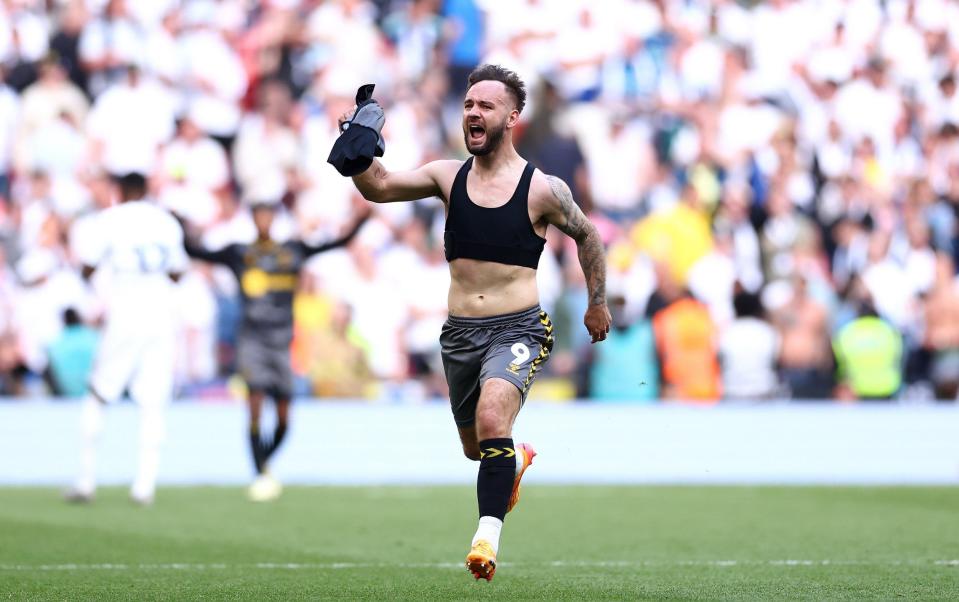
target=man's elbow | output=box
[576,223,601,245]
[360,189,389,204]
[353,180,388,204]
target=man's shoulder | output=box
[421,159,466,199]
[280,239,306,253]
[139,202,180,227]
[109,202,180,235]
[424,159,465,176]
[528,168,569,206]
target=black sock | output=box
[249,428,266,475]
[476,438,516,521]
[264,423,288,461]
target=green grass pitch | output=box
[2,486,959,600]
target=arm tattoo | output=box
[546,175,607,306]
[546,175,588,239]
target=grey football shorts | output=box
[440,305,554,427]
[237,331,293,400]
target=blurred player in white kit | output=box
[65,172,187,505]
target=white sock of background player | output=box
[76,395,104,495]
[131,403,165,501]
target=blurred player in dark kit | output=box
[182,199,369,501]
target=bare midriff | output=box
[447,258,539,318]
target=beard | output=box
[463,121,506,156]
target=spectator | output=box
[712,183,762,293]
[86,65,175,176]
[921,254,959,400]
[516,80,589,204]
[580,108,655,221]
[649,265,721,403]
[46,308,98,398]
[860,230,913,330]
[759,183,818,284]
[15,169,56,252]
[0,246,20,394]
[78,0,142,97]
[177,2,247,151]
[551,6,611,104]
[0,66,18,198]
[833,301,903,401]
[15,53,88,167]
[141,8,182,95]
[588,294,658,402]
[336,243,409,385]
[157,112,230,227]
[48,1,89,94]
[719,290,780,400]
[381,217,449,398]
[233,79,300,203]
[382,0,443,84]
[442,0,483,102]
[771,276,833,399]
[306,0,384,88]
[688,226,737,330]
[11,249,88,387]
[294,293,371,399]
[23,109,86,204]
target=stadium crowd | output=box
[1,0,959,403]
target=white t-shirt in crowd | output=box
[160,135,229,192]
[177,30,246,137]
[861,258,913,330]
[87,78,176,175]
[583,119,654,211]
[719,317,780,399]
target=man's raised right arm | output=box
[351,159,457,204]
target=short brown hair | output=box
[467,64,526,113]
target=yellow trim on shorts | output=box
[522,311,554,393]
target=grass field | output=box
[2,486,958,600]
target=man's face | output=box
[252,206,275,237]
[462,80,517,156]
[180,118,201,142]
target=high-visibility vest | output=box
[653,298,722,402]
[833,317,903,398]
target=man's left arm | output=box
[541,174,611,343]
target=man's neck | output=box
[471,141,522,176]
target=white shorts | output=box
[89,327,176,407]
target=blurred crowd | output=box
[1,0,959,403]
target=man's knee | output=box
[475,379,520,437]
[458,424,481,460]
[475,405,507,437]
[275,397,291,427]
[139,405,166,446]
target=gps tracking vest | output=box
[444,157,546,269]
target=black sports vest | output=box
[444,157,546,269]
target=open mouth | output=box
[468,124,486,142]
